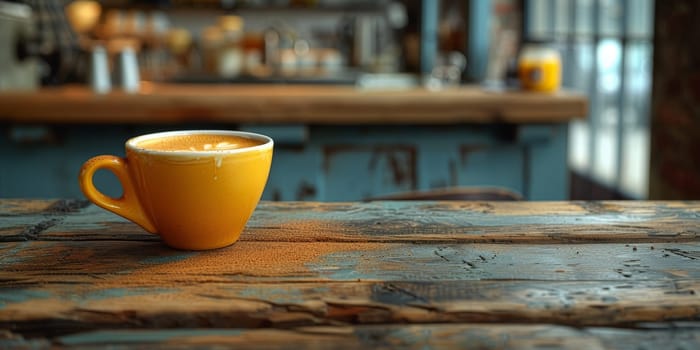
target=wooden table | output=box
[3,200,699,349]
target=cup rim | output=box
[126,130,273,156]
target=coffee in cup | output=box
[79,130,273,250]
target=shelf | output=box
[99,0,387,12]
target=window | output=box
[525,0,654,198]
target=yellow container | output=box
[518,42,562,92]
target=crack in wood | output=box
[665,249,700,260]
[462,260,477,269]
[576,202,623,215]
[383,283,430,304]
[191,293,326,318]
[14,217,62,241]
[44,199,91,213]
[433,249,450,262]
[0,318,120,339]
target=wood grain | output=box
[0,85,587,125]
[2,274,700,329]
[2,200,698,243]
[1,199,699,348]
[40,325,700,349]
[2,324,699,349]
[1,240,699,282]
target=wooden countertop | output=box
[2,199,700,348]
[0,84,587,125]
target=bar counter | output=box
[0,84,587,200]
[0,84,587,124]
[1,199,700,348]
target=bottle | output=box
[217,15,244,78]
[201,25,223,75]
[517,40,562,92]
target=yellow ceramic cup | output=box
[79,130,273,250]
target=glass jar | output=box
[517,40,562,92]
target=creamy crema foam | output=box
[136,134,264,152]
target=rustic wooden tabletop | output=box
[1,199,699,349]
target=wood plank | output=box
[3,324,700,350]
[0,199,59,215]
[2,201,699,243]
[1,277,700,335]
[0,85,587,125]
[1,239,700,282]
[2,199,699,347]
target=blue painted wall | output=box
[0,123,569,200]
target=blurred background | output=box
[0,0,697,201]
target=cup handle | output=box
[79,155,157,234]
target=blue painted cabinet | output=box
[258,124,568,200]
[0,123,569,200]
